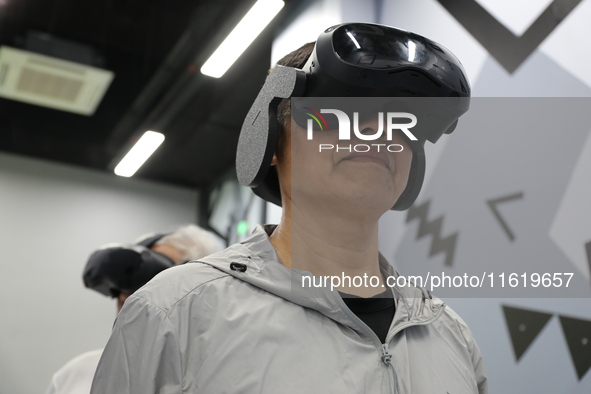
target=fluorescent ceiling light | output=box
[201,0,284,78]
[114,131,165,177]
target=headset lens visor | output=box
[331,24,468,94]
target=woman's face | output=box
[273,111,413,219]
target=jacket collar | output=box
[196,225,444,335]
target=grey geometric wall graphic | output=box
[586,240,591,284]
[437,0,584,73]
[394,98,591,298]
[502,305,553,361]
[406,200,458,267]
[559,315,591,380]
[486,192,523,241]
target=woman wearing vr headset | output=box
[92,23,486,394]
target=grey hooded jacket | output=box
[91,225,487,393]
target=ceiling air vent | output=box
[0,46,114,116]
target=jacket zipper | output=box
[334,293,399,393]
[380,342,398,393]
[334,292,447,393]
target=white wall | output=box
[0,152,198,394]
[272,0,342,64]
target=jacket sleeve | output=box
[459,322,487,394]
[44,378,57,394]
[446,304,488,394]
[469,335,487,394]
[90,295,182,394]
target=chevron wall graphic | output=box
[437,0,584,73]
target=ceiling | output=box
[0,0,307,190]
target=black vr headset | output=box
[236,23,471,210]
[82,234,174,297]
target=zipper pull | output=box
[381,343,392,365]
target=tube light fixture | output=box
[201,0,284,78]
[114,131,165,177]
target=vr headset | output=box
[82,234,174,297]
[236,23,470,210]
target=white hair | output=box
[154,224,223,261]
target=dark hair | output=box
[273,42,315,145]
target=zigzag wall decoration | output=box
[406,200,458,267]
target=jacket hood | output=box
[195,225,445,336]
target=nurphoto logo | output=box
[303,108,417,152]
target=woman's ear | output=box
[271,153,279,166]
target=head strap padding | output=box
[236,65,306,187]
